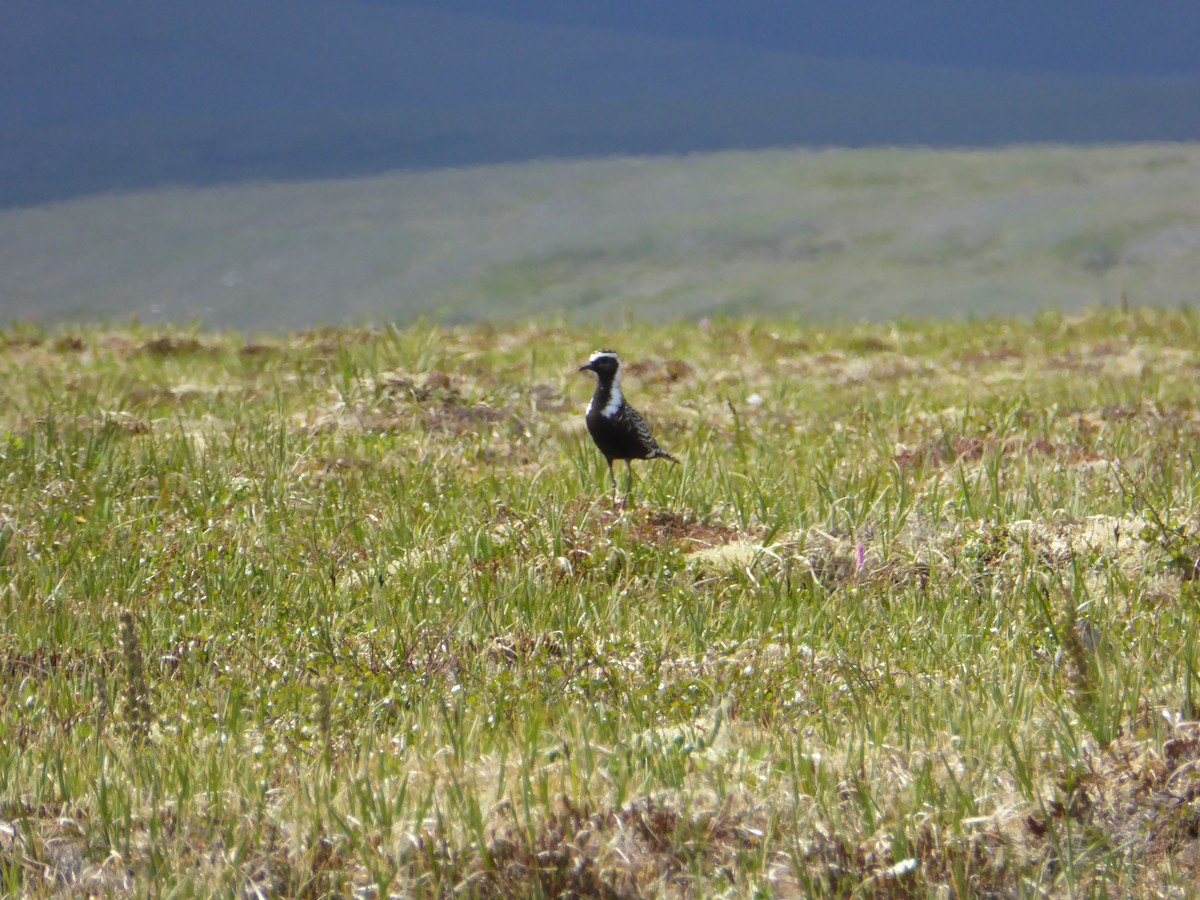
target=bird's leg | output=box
[607,459,617,504]
[625,460,634,506]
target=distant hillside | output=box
[3,0,1199,207]
[377,0,1200,77]
[2,144,1197,330]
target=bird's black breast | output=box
[586,404,662,462]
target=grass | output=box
[3,143,1200,330]
[1,307,1200,895]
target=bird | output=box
[578,349,679,501]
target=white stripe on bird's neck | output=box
[586,363,624,418]
[601,375,623,417]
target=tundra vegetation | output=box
[3,143,1199,329]
[1,308,1200,895]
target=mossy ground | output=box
[2,308,1200,895]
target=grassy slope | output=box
[1,309,1200,895]
[3,143,1199,329]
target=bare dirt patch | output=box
[629,507,744,550]
[623,357,695,385]
[138,335,210,356]
[471,792,775,899]
[299,369,512,436]
[893,433,1105,472]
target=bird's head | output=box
[578,349,620,381]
